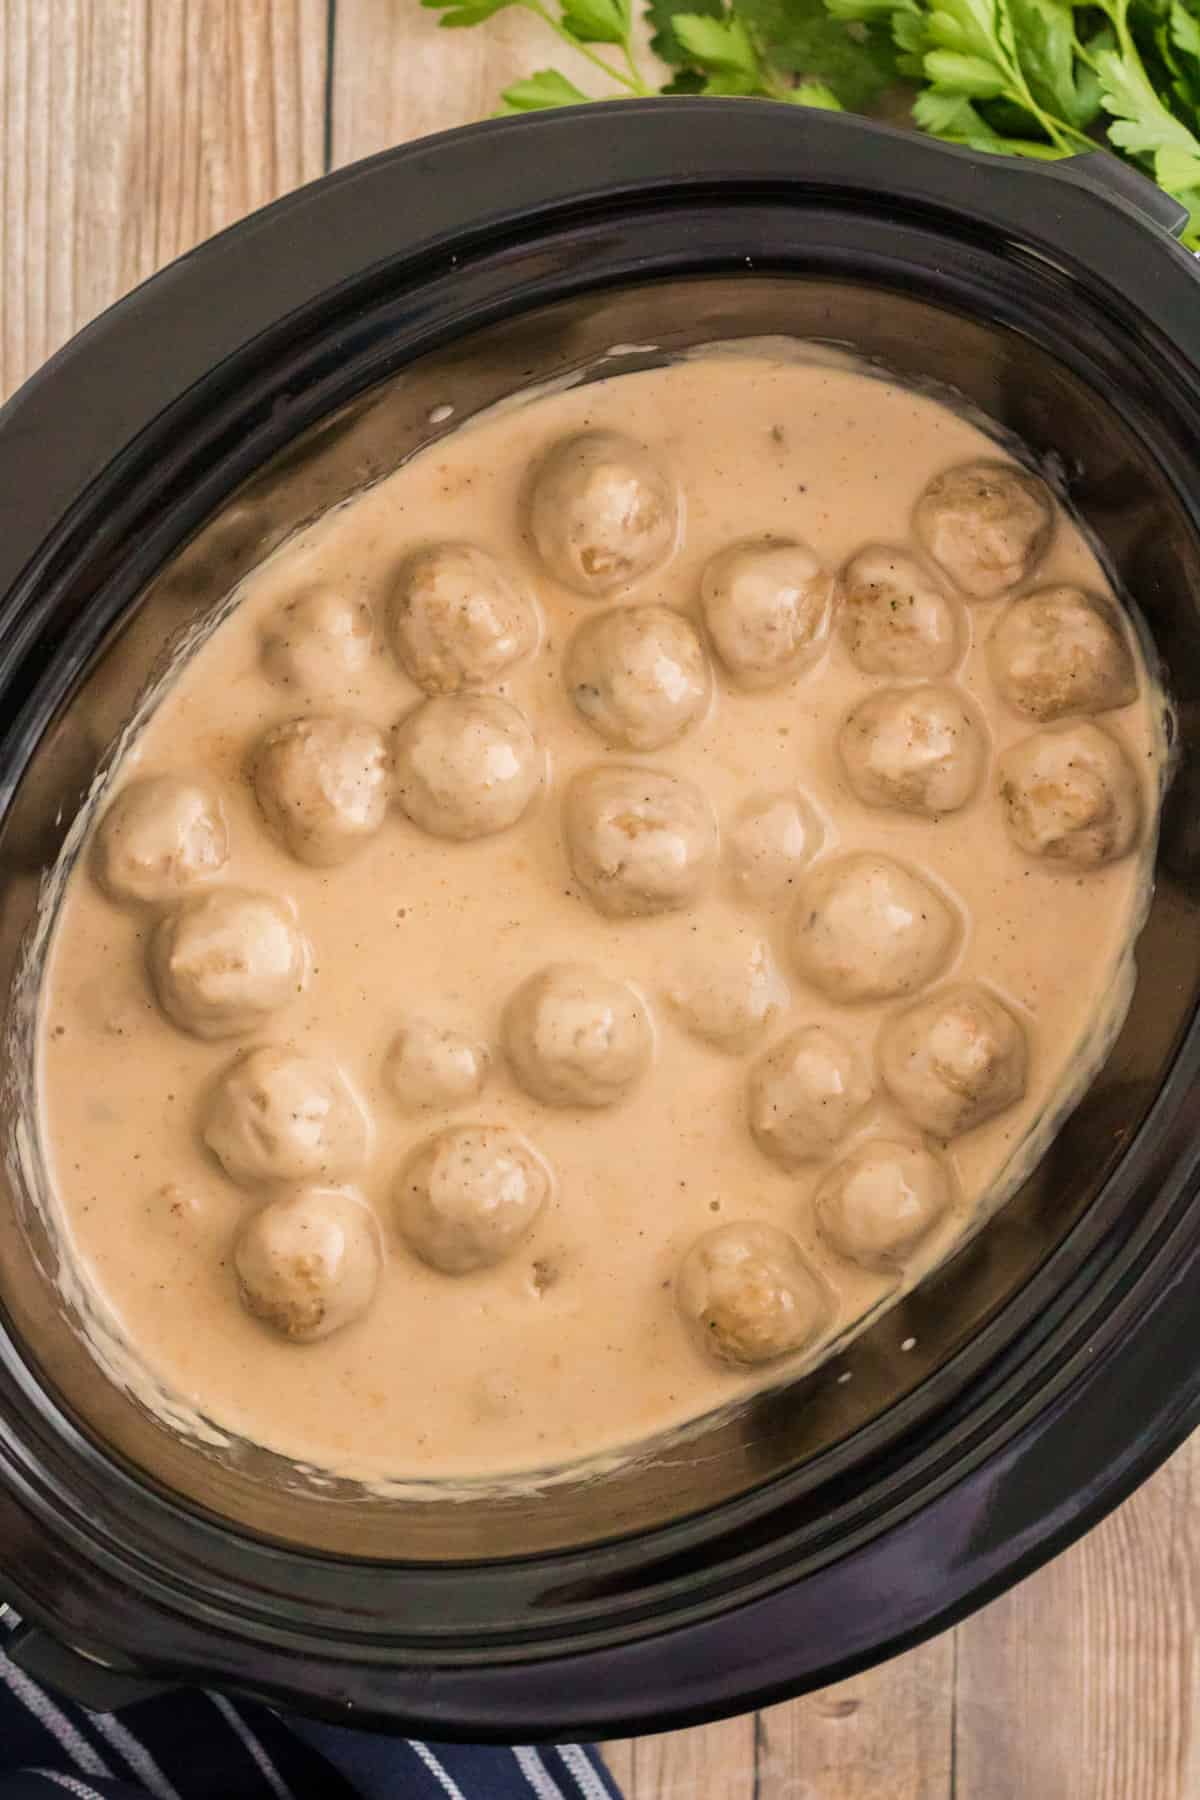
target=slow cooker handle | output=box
[1047,150,1190,238]
[4,1610,170,1711]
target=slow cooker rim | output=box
[2,102,1200,1728]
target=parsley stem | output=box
[521,0,644,90]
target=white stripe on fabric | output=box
[0,1655,110,1776]
[31,1772,108,1800]
[88,1708,182,1800]
[558,1744,612,1800]
[208,1692,294,1800]
[514,1745,566,1799]
[408,1739,469,1800]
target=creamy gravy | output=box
[35,352,1163,1482]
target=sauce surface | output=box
[36,352,1162,1481]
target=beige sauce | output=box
[35,352,1163,1482]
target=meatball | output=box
[93,775,228,905]
[502,964,652,1107]
[838,546,961,677]
[396,1125,550,1274]
[252,716,389,866]
[384,1019,489,1112]
[815,1140,952,1270]
[529,431,677,595]
[987,585,1137,722]
[203,1046,369,1188]
[565,764,719,918]
[915,460,1053,599]
[388,542,539,694]
[879,983,1028,1138]
[259,588,373,693]
[700,539,832,690]
[997,720,1142,868]
[676,1222,831,1368]
[727,790,823,908]
[234,1186,381,1342]
[666,930,788,1053]
[392,695,541,840]
[748,1025,874,1168]
[790,854,958,1004]
[565,604,710,750]
[837,684,987,817]
[149,888,308,1040]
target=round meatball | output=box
[838,546,961,677]
[879,983,1028,1138]
[392,695,541,841]
[676,1222,831,1368]
[252,716,389,866]
[727,790,823,908]
[93,775,228,905]
[565,604,710,750]
[203,1046,369,1188]
[997,720,1142,867]
[837,684,987,817]
[666,930,788,1053]
[502,963,652,1108]
[790,854,958,1004]
[149,888,308,1040]
[388,542,539,694]
[987,585,1137,722]
[396,1125,550,1274]
[815,1140,952,1270]
[565,764,719,918]
[700,539,832,689]
[915,460,1053,599]
[234,1186,381,1342]
[259,588,374,693]
[529,431,677,596]
[384,1019,489,1112]
[748,1025,874,1168]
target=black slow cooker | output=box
[3,102,1200,1739]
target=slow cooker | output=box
[3,101,1200,1739]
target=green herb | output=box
[421,0,1200,245]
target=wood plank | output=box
[757,1638,955,1800]
[954,1443,1198,1800]
[329,0,655,164]
[0,0,326,401]
[604,1713,758,1800]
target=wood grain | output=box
[5,4,1200,1796]
[955,1445,1199,1800]
[0,0,326,400]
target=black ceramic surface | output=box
[2,103,1200,1735]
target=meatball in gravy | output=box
[791,854,959,1004]
[149,889,308,1040]
[700,539,831,689]
[39,346,1162,1485]
[998,720,1141,867]
[235,1187,381,1342]
[529,431,677,595]
[565,604,709,750]
[565,764,719,918]
[252,716,389,866]
[396,1125,550,1274]
[392,694,541,840]
[677,1222,831,1367]
[388,543,538,694]
[988,586,1137,722]
[94,775,228,905]
[915,460,1053,598]
[503,964,652,1108]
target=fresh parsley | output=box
[421,0,1200,244]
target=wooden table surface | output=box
[2,3,1197,1793]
